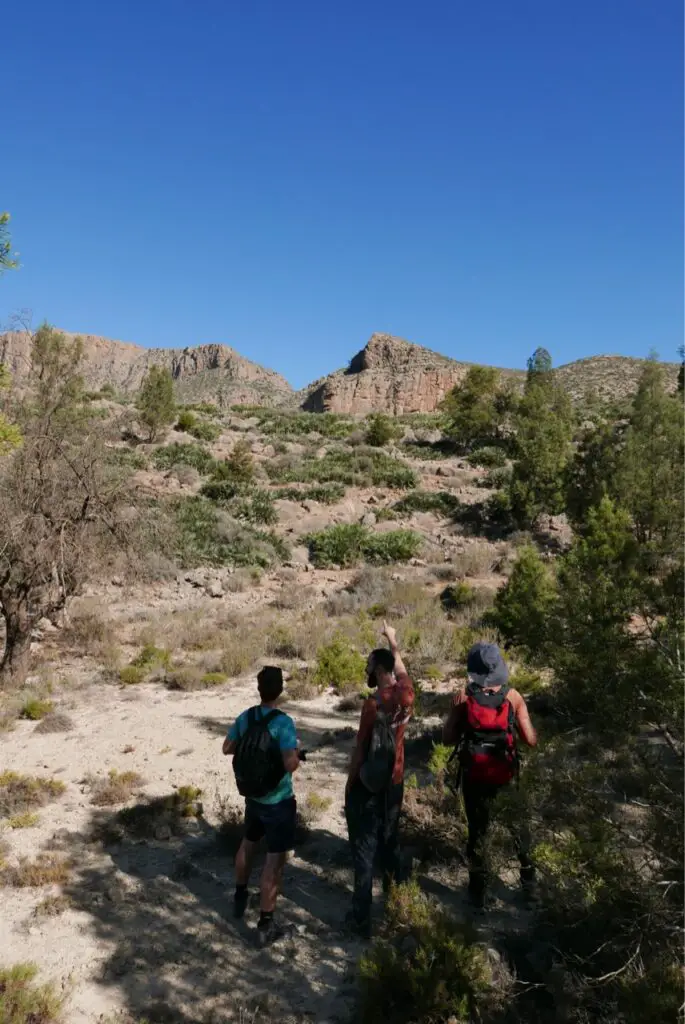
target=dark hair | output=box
[257,665,284,702]
[367,648,395,686]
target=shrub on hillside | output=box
[272,483,346,504]
[265,447,417,489]
[488,544,557,660]
[176,410,197,432]
[365,413,399,448]
[393,490,460,517]
[466,445,507,468]
[152,442,215,475]
[305,524,421,568]
[247,409,355,439]
[188,419,221,442]
[358,880,500,1024]
[212,439,254,484]
[172,496,287,568]
[313,633,366,693]
[0,962,64,1023]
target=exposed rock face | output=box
[302,333,523,414]
[0,331,293,409]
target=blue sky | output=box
[2,0,682,388]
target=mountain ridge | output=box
[0,328,678,413]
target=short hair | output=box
[369,648,395,676]
[258,665,284,702]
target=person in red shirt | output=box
[344,622,414,937]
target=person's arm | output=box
[443,692,465,745]
[346,698,375,796]
[279,716,302,775]
[511,691,537,747]
[222,719,239,756]
[383,621,408,679]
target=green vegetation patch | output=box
[305,524,421,568]
[152,442,216,475]
[0,962,64,1023]
[265,446,417,489]
[393,490,460,517]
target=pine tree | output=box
[137,365,175,441]
[490,544,557,660]
[441,365,512,450]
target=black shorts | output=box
[244,797,297,854]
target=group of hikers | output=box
[222,623,537,947]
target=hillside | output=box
[0,330,294,408]
[1,328,679,414]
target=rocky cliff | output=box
[0,331,293,408]
[1,328,678,414]
[302,333,523,414]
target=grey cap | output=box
[466,642,509,688]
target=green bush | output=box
[119,665,147,685]
[152,442,215,475]
[245,409,355,439]
[19,698,53,721]
[440,581,476,611]
[131,643,171,670]
[427,742,453,779]
[488,544,557,659]
[172,496,287,568]
[200,480,241,503]
[272,483,346,504]
[176,410,197,432]
[212,439,254,483]
[393,490,460,517]
[0,962,64,1024]
[106,447,148,471]
[466,445,507,468]
[365,413,399,447]
[265,446,417,489]
[188,419,221,442]
[230,488,278,526]
[358,880,497,1024]
[305,524,421,568]
[313,633,366,693]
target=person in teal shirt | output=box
[223,666,302,946]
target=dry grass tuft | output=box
[19,697,53,721]
[5,812,40,829]
[88,769,145,807]
[32,894,72,919]
[0,962,64,1022]
[165,666,228,691]
[301,792,332,822]
[33,713,75,735]
[1,852,73,888]
[0,772,66,817]
[97,786,203,843]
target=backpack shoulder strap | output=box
[262,708,283,726]
[246,706,257,731]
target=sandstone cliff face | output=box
[0,331,293,408]
[302,333,522,414]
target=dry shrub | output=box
[88,769,145,807]
[97,786,203,843]
[337,693,364,713]
[220,622,263,677]
[0,772,66,817]
[33,712,75,734]
[284,669,320,701]
[32,894,72,918]
[301,792,332,822]
[165,666,227,691]
[453,541,498,578]
[64,598,116,656]
[400,783,467,864]
[2,852,72,888]
[0,962,64,1023]
[5,812,40,829]
[19,697,53,721]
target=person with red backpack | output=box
[443,642,537,909]
[344,622,414,937]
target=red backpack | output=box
[460,682,517,786]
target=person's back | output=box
[345,622,414,937]
[223,666,302,946]
[443,642,536,909]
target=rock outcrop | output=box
[0,331,293,408]
[302,333,523,414]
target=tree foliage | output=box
[489,544,556,660]
[509,350,573,528]
[0,326,127,687]
[136,365,175,441]
[440,365,513,450]
[0,212,18,273]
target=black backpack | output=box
[360,707,396,793]
[233,708,285,799]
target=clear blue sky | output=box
[2,0,682,388]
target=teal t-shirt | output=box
[228,705,298,804]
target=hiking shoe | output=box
[256,918,285,948]
[344,911,372,940]
[233,889,249,920]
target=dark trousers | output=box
[345,779,404,923]
[462,779,532,878]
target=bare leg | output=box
[235,838,257,886]
[260,851,287,912]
